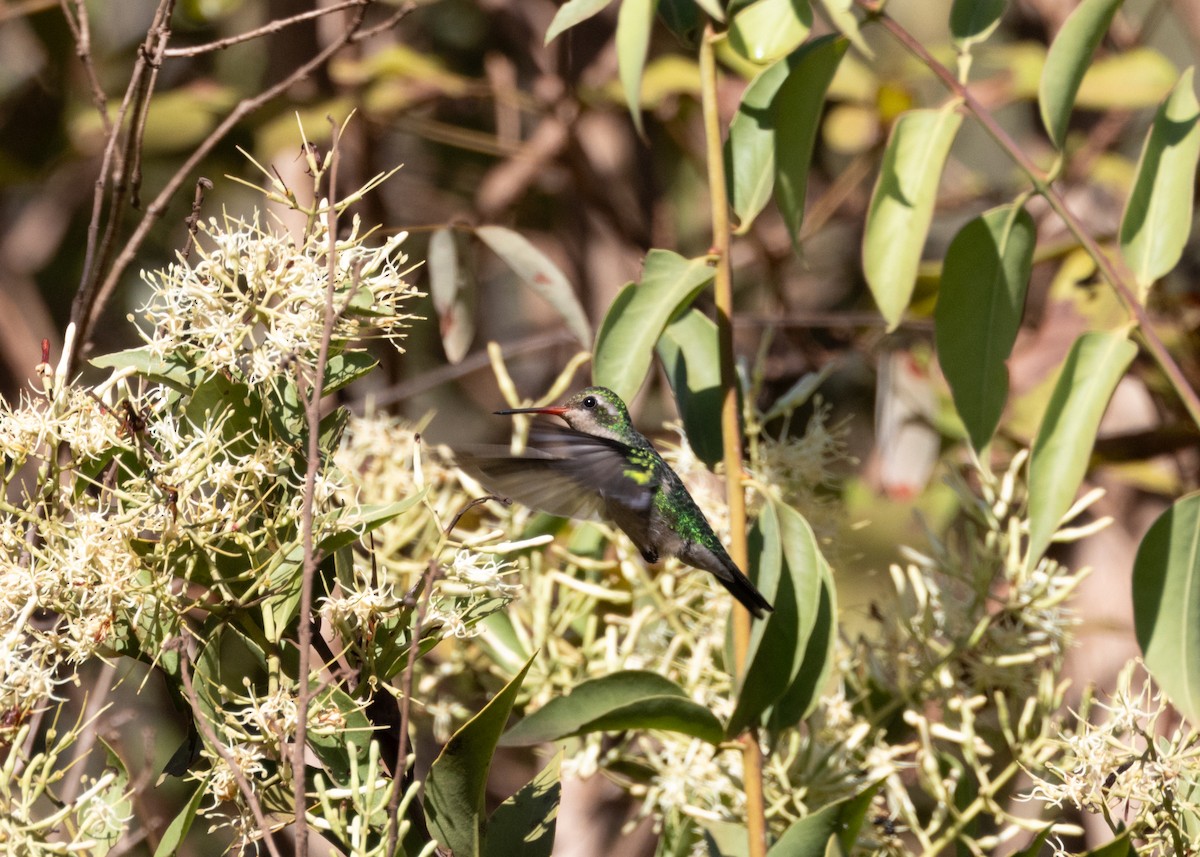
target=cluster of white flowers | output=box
[136,212,418,386]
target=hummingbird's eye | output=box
[582,396,597,409]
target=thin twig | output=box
[350,1,417,42]
[59,0,111,136]
[293,119,344,857]
[859,3,1200,430]
[180,177,213,261]
[174,640,284,857]
[70,2,372,374]
[163,0,365,57]
[701,24,767,857]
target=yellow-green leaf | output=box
[1038,0,1123,148]
[728,0,813,64]
[617,0,660,135]
[1119,67,1200,292]
[862,105,963,330]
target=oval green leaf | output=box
[1026,331,1136,567]
[617,0,660,136]
[1119,67,1200,292]
[862,105,963,330]
[545,0,615,45]
[593,250,715,402]
[1133,491,1200,725]
[950,0,1006,51]
[656,308,724,468]
[936,204,1036,452]
[728,0,813,64]
[767,567,836,731]
[426,653,536,857]
[476,225,591,346]
[775,36,849,245]
[1037,0,1123,148]
[725,57,793,230]
[501,670,723,745]
[727,499,825,736]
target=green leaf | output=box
[1027,331,1136,567]
[545,0,615,44]
[658,0,703,47]
[1084,833,1131,857]
[765,783,880,856]
[483,752,562,857]
[935,204,1036,452]
[1038,0,1124,148]
[617,0,660,136]
[862,105,963,330]
[425,653,536,857]
[476,225,591,346]
[656,309,724,468]
[728,0,813,64]
[593,250,715,402]
[1077,47,1178,110]
[949,0,1006,51]
[429,227,475,364]
[761,363,833,423]
[1012,826,1054,857]
[774,36,848,245]
[1119,67,1200,292]
[725,58,791,230]
[153,776,210,857]
[727,500,825,736]
[1134,491,1200,725]
[814,0,870,58]
[766,566,836,731]
[306,685,376,783]
[90,345,194,391]
[501,670,724,746]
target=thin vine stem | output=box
[700,22,768,857]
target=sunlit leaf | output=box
[153,777,210,857]
[1026,331,1136,567]
[936,204,1036,452]
[728,0,813,64]
[476,225,591,346]
[1038,0,1123,148]
[1119,67,1200,292]
[617,0,660,135]
[545,0,615,44]
[1077,47,1178,110]
[862,105,962,330]
[815,0,870,58]
[426,654,536,857]
[501,670,724,745]
[593,250,714,402]
[774,36,848,245]
[483,753,561,857]
[1134,492,1200,726]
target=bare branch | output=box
[163,0,365,58]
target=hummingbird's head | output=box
[495,386,633,441]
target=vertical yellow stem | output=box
[700,23,768,857]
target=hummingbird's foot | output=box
[639,547,660,564]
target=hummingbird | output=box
[463,386,774,618]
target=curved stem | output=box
[701,23,768,857]
[864,5,1200,429]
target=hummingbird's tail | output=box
[681,542,774,619]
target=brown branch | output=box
[59,0,111,136]
[73,1,371,372]
[179,177,213,262]
[163,0,364,57]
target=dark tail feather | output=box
[711,556,773,619]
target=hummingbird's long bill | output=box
[463,387,774,619]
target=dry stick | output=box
[180,177,213,262]
[70,0,175,362]
[71,1,371,375]
[175,641,284,857]
[293,120,344,857]
[164,0,364,57]
[59,0,112,136]
[861,4,1200,430]
[700,24,767,857]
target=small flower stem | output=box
[701,23,768,857]
[861,3,1200,430]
